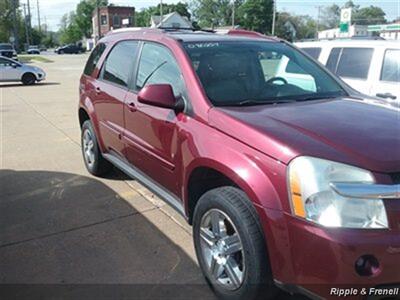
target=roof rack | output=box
[224,29,281,41]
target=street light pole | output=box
[160,0,163,27]
[11,0,19,51]
[272,0,276,35]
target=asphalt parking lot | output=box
[0,54,297,299]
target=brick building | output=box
[92,6,135,41]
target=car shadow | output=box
[0,169,303,300]
[0,82,60,88]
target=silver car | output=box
[0,56,46,85]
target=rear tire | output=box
[81,120,112,176]
[22,73,36,85]
[193,187,278,300]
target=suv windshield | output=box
[183,41,346,106]
[0,44,13,50]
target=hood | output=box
[209,98,400,173]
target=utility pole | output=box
[160,0,163,27]
[232,0,235,28]
[37,0,41,32]
[316,5,322,39]
[27,0,32,30]
[11,0,19,51]
[22,4,30,46]
[272,0,276,35]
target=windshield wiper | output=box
[296,94,344,102]
[230,99,294,106]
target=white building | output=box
[368,23,400,41]
[318,25,372,39]
[150,12,192,29]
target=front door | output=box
[123,42,188,195]
[0,57,20,81]
[93,40,139,156]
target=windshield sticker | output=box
[186,42,220,49]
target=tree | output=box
[75,0,108,38]
[353,6,386,25]
[275,12,317,41]
[59,12,82,44]
[320,4,340,29]
[237,0,273,34]
[190,0,241,28]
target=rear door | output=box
[93,40,139,156]
[325,47,374,94]
[371,48,399,101]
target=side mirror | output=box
[11,63,18,68]
[138,84,177,109]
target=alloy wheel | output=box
[82,129,95,168]
[199,209,245,290]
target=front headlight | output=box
[288,156,388,229]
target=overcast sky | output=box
[26,0,400,31]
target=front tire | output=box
[22,73,36,85]
[193,187,278,300]
[81,120,112,176]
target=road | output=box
[0,54,298,299]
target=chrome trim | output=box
[330,182,400,199]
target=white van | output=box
[295,40,399,106]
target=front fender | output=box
[181,120,287,213]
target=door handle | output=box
[376,93,396,100]
[127,102,137,112]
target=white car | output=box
[0,56,46,85]
[295,40,399,106]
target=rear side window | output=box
[326,47,373,79]
[381,49,399,82]
[102,40,138,88]
[302,47,321,60]
[326,48,341,73]
[84,43,106,76]
[136,43,185,97]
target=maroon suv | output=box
[79,28,400,299]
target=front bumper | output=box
[257,200,400,299]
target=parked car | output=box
[79,28,400,300]
[0,56,46,85]
[27,45,40,54]
[296,40,400,107]
[55,44,84,54]
[0,43,18,60]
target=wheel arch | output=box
[184,156,282,224]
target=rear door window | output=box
[84,43,106,76]
[101,40,139,88]
[380,49,400,82]
[326,47,373,80]
[302,47,321,60]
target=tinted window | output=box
[84,43,106,76]
[326,48,341,73]
[183,41,345,106]
[336,48,373,79]
[381,49,400,82]
[102,41,138,87]
[0,57,15,66]
[302,47,321,60]
[136,43,185,97]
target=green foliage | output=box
[237,0,273,34]
[353,6,386,25]
[321,4,341,29]
[190,0,242,28]
[275,12,317,41]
